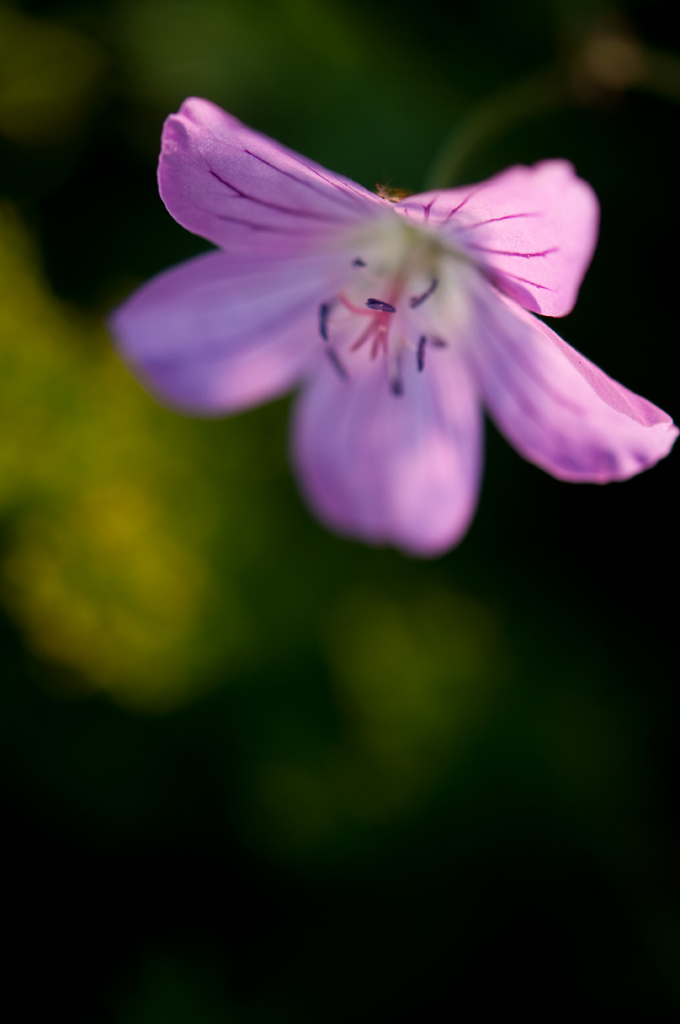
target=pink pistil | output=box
[339,291,397,359]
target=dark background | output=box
[1,0,679,1019]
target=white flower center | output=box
[320,214,474,393]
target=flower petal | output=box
[111,248,348,414]
[159,97,388,255]
[397,161,598,317]
[292,344,483,556]
[471,288,678,481]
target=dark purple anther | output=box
[390,354,404,396]
[352,258,367,266]
[318,302,331,341]
[409,278,438,308]
[326,348,348,380]
[366,298,396,313]
[417,336,426,372]
[431,337,447,348]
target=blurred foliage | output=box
[1,0,680,1020]
[115,953,259,1024]
[0,1,107,145]
[247,586,505,857]
[427,2,680,186]
[0,202,249,707]
[116,0,365,108]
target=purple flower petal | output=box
[159,98,388,256]
[292,345,483,556]
[109,98,677,557]
[472,287,678,482]
[111,248,348,413]
[397,160,598,317]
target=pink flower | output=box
[111,98,677,556]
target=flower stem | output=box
[424,67,572,190]
[425,27,680,192]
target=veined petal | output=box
[472,288,678,482]
[159,97,388,254]
[292,345,483,556]
[397,161,598,317]
[111,248,348,414]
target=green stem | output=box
[424,40,680,194]
[424,66,572,190]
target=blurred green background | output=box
[1,0,679,1019]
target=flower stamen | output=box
[338,293,374,316]
[365,298,397,313]
[390,357,404,396]
[350,318,381,352]
[409,278,438,308]
[370,323,389,359]
[417,336,426,372]
[326,348,348,380]
[318,301,334,340]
